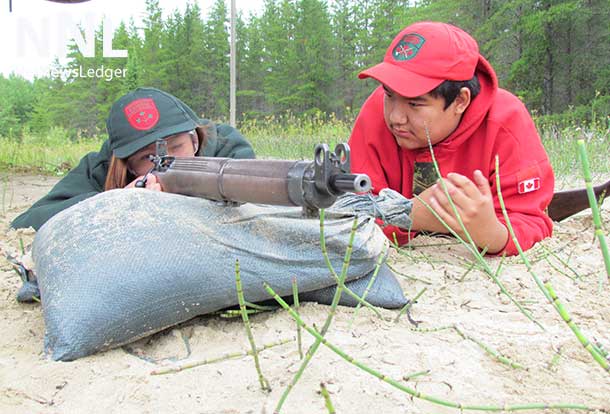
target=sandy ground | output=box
[1,173,609,414]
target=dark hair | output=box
[429,75,480,109]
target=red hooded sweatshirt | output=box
[348,57,554,256]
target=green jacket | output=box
[11,120,255,230]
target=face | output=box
[126,130,198,176]
[382,84,470,151]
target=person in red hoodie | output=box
[348,21,554,255]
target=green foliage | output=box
[1,0,608,138]
[0,74,36,136]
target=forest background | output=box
[0,0,608,173]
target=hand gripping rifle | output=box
[142,141,372,215]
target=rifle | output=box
[547,179,610,222]
[141,140,607,221]
[143,142,371,215]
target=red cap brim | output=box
[359,62,445,98]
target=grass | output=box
[1,115,607,177]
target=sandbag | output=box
[300,264,405,307]
[33,189,406,361]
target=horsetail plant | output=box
[414,325,525,370]
[318,209,386,319]
[265,283,596,412]
[577,139,610,285]
[402,369,431,381]
[348,245,388,329]
[413,190,542,329]
[292,276,303,360]
[545,281,609,373]
[235,259,271,391]
[319,382,336,414]
[495,155,609,375]
[411,126,544,330]
[150,338,293,375]
[394,287,427,323]
[273,214,359,413]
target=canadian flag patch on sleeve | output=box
[517,165,542,194]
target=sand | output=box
[1,173,609,414]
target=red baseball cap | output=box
[359,21,480,97]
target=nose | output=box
[387,98,409,127]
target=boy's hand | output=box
[412,170,508,254]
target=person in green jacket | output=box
[11,87,255,230]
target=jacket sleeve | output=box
[489,111,554,256]
[348,88,415,246]
[11,144,110,231]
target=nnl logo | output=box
[9,0,92,13]
[15,0,128,59]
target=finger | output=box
[145,174,158,189]
[473,170,491,197]
[446,172,482,199]
[435,178,471,210]
[429,195,459,231]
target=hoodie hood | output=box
[426,55,498,153]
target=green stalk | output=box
[540,244,581,280]
[244,301,278,311]
[386,262,433,285]
[577,139,610,285]
[274,215,358,413]
[320,383,336,414]
[545,281,609,373]
[415,325,524,370]
[348,246,387,328]
[452,326,525,370]
[419,126,543,329]
[493,156,552,304]
[218,308,267,319]
[402,370,431,381]
[265,284,593,412]
[318,210,386,319]
[424,129,479,255]
[394,287,427,323]
[150,338,293,375]
[414,193,543,330]
[495,156,608,374]
[235,259,271,391]
[292,277,303,360]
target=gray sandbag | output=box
[33,189,406,361]
[300,264,405,308]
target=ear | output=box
[453,87,471,115]
[190,133,199,153]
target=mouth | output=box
[392,129,414,140]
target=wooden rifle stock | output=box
[547,179,610,221]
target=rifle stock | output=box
[547,179,610,221]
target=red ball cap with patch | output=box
[358,21,480,98]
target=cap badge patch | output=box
[392,33,425,61]
[124,98,160,131]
